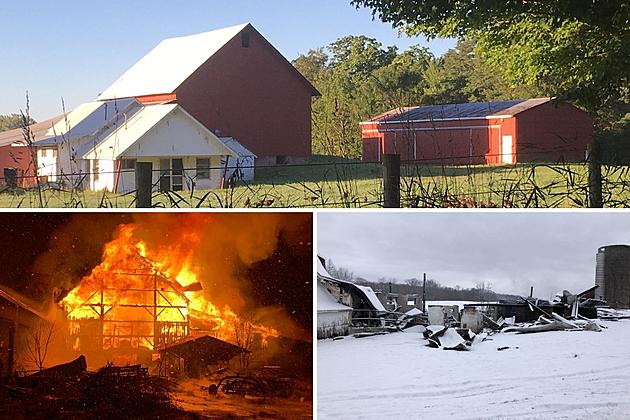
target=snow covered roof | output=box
[317,257,332,278]
[220,137,257,158]
[356,285,386,312]
[98,23,249,100]
[318,282,352,313]
[405,307,422,316]
[317,255,386,313]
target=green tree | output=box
[351,0,630,125]
[0,113,35,132]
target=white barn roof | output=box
[98,23,249,100]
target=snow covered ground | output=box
[318,319,630,419]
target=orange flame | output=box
[61,222,278,353]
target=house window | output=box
[121,159,136,170]
[241,32,250,48]
[407,299,416,306]
[93,160,100,182]
[41,149,49,158]
[196,158,210,180]
[52,149,57,158]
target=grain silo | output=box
[595,245,630,308]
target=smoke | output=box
[30,214,132,301]
[31,212,312,338]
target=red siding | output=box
[0,145,36,187]
[361,102,592,164]
[362,119,494,164]
[176,27,315,158]
[515,102,592,162]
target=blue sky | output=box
[0,1,456,120]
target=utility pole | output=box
[422,273,427,313]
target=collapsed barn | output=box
[317,257,388,339]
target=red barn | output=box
[360,98,593,164]
[98,23,319,165]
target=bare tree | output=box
[24,321,55,371]
[405,278,421,288]
[233,315,254,371]
[20,92,44,207]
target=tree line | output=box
[294,0,629,159]
[325,259,520,302]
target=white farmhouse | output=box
[35,98,246,192]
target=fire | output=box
[60,222,278,356]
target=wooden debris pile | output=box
[2,356,192,418]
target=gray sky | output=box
[317,211,630,300]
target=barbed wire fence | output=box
[1,140,626,208]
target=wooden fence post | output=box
[135,162,153,208]
[587,142,603,208]
[383,154,400,208]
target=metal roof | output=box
[366,98,552,123]
[0,283,49,320]
[40,98,140,143]
[157,333,247,363]
[0,115,63,148]
[83,105,238,160]
[219,137,257,158]
[98,23,249,100]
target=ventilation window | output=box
[241,32,250,48]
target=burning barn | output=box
[58,222,278,372]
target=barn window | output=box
[121,159,136,170]
[275,155,287,165]
[241,32,250,48]
[196,158,210,179]
[93,160,100,182]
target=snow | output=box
[318,320,630,419]
[317,258,332,278]
[405,307,422,316]
[355,285,386,312]
[318,282,352,312]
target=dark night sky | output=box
[0,213,312,330]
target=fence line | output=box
[0,147,624,208]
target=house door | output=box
[159,159,184,191]
[501,135,514,164]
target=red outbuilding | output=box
[0,116,61,187]
[360,98,593,164]
[98,23,319,165]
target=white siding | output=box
[317,311,351,339]
[36,149,57,182]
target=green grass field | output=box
[1,156,626,208]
